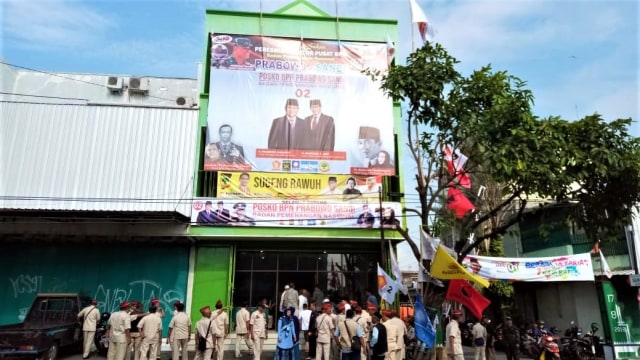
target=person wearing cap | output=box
[386,310,406,360]
[357,204,375,228]
[212,300,229,360]
[369,312,387,360]
[194,305,216,360]
[213,124,246,164]
[304,99,335,151]
[228,37,258,66]
[352,126,383,167]
[138,306,162,360]
[268,98,308,150]
[235,301,254,358]
[381,310,401,360]
[445,309,464,360]
[214,200,232,224]
[107,301,132,360]
[320,177,341,198]
[280,285,290,314]
[78,300,101,359]
[197,201,217,224]
[150,298,165,357]
[249,303,268,360]
[501,316,520,360]
[231,202,256,226]
[342,177,362,201]
[316,303,336,360]
[167,302,191,360]
[354,306,370,360]
[284,283,300,316]
[472,317,487,360]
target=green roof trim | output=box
[274,0,331,17]
[205,9,397,26]
[188,225,403,240]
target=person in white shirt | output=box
[212,300,229,360]
[235,301,253,358]
[107,301,132,360]
[167,302,191,360]
[249,304,268,360]
[194,305,216,360]
[138,306,163,360]
[472,320,487,360]
[77,300,101,359]
[299,303,312,353]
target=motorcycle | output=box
[94,312,111,355]
[537,334,560,359]
[581,323,604,359]
[521,332,541,358]
[560,323,583,360]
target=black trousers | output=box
[505,345,520,360]
[308,335,317,358]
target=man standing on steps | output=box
[235,301,253,358]
[194,305,216,360]
[77,299,101,359]
[315,303,336,360]
[167,302,191,360]
[249,303,268,360]
[212,300,229,360]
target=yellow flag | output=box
[430,245,490,288]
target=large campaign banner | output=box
[217,171,384,201]
[205,33,395,176]
[461,253,595,282]
[191,198,402,229]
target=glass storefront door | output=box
[232,248,379,312]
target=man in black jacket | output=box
[369,312,387,360]
[502,316,520,360]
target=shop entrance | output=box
[232,248,379,317]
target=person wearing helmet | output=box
[533,320,549,339]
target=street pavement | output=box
[58,346,510,360]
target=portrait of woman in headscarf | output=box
[275,307,301,360]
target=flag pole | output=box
[379,186,387,268]
[409,0,415,51]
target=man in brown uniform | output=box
[212,300,229,360]
[235,301,253,358]
[315,303,335,360]
[107,301,132,360]
[249,303,268,360]
[77,300,101,359]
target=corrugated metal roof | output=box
[0,102,198,216]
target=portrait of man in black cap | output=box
[267,98,308,150]
[227,37,259,66]
[196,201,217,224]
[304,99,335,151]
[320,176,341,198]
[231,202,256,226]
[352,126,386,167]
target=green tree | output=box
[366,42,640,293]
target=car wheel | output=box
[36,343,59,360]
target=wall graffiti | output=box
[9,274,43,298]
[94,279,184,314]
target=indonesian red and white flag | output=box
[410,0,436,43]
[386,34,396,67]
[444,145,471,188]
[446,185,476,218]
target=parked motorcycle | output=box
[520,331,541,358]
[94,312,111,355]
[537,334,560,359]
[581,322,604,359]
[560,322,584,360]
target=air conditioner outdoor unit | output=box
[106,76,123,93]
[176,96,194,107]
[128,77,149,93]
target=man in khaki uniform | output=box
[212,300,229,360]
[445,310,464,360]
[354,306,370,360]
[235,301,253,358]
[315,303,335,360]
[195,305,216,360]
[167,302,191,360]
[138,306,163,360]
[77,300,101,359]
[387,311,406,360]
[381,311,401,360]
[249,303,268,360]
[129,301,144,360]
[150,298,165,357]
[107,301,132,360]
[333,309,365,360]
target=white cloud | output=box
[4,0,114,50]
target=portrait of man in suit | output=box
[213,201,231,224]
[304,99,335,151]
[267,98,308,150]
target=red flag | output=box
[446,186,476,218]
[444,145,471,188]
[446,279,490,319]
